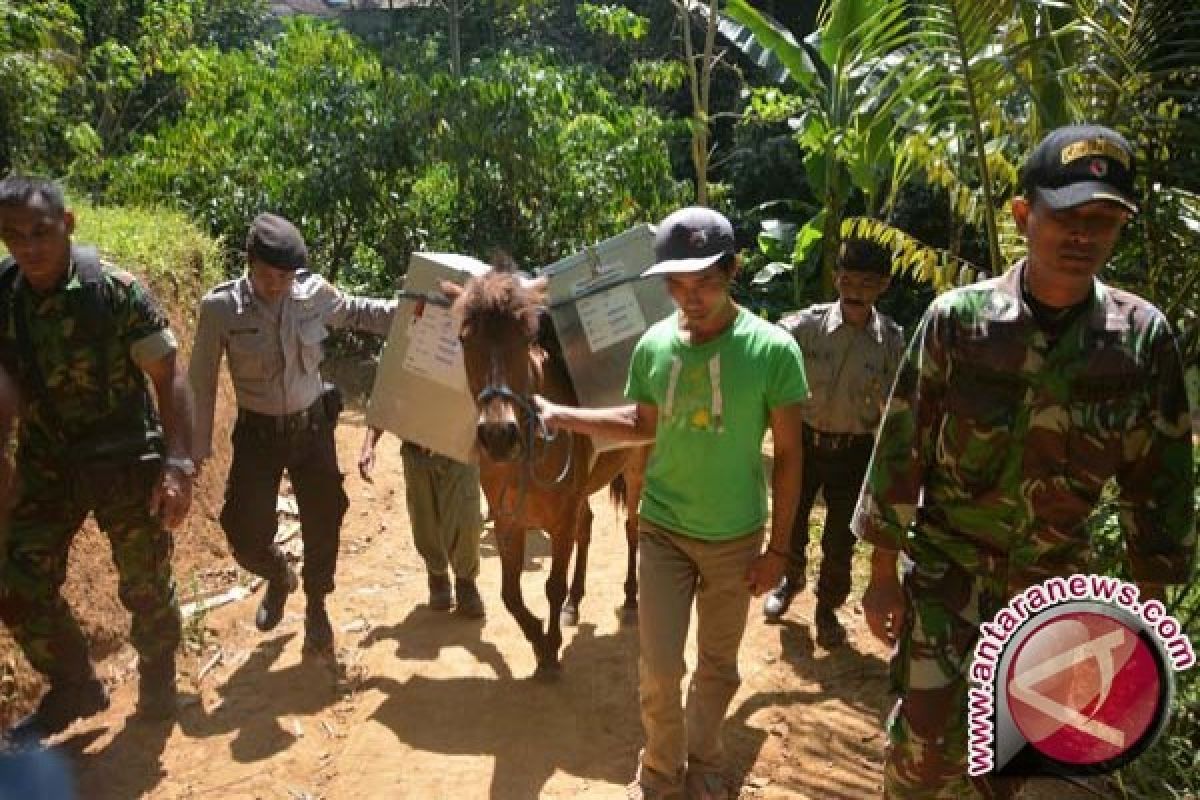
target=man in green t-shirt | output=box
[537,207,807,800]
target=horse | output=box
[441,270,647,679]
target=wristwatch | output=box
[165,456,197,478]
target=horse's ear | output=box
[521,275,549,301]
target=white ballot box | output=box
[541,224,674,417]
[366,253,492,463]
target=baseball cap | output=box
[643,206,736,277]
[246,212,308,270]
[1021,124,1138,213]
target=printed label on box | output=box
[402,303,467,391]
[577,283,647,353]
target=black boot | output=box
[454,578,485,618]
[303,595,335,656]
[255,564,298,632]
[135,656,177,721]
[427,573,453,612]
[7,675,109,744]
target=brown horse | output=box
[443,270,645,678]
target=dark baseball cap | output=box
[1021,124,1138,213]
[644,206,736,277]
[246,212,308,270]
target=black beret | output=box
[246,212,308,270]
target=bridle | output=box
[475,342,574,523]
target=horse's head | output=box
[444,270,549,463]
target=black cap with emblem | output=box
[246,212,308,271]
[644,206,737,277]
[1021,124,1138,214]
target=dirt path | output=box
[56,411,893,799]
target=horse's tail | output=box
[609,472,627,512]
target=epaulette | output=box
[109,269,137,287]
[879,313,904,334]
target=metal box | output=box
[541,224,674,416]
[365,252,491,464]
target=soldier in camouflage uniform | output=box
[0,176,195,743]
[852,125,1196,798]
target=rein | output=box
[477,377,574,523]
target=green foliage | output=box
[71,200,224,307]
[0,0,84,173]
[725,0,940,302]
[110,17,417,289]
[108,23,683,293]
[414,51,687,266]
[577,3,649,41]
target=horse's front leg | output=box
[562,501,592,627]
[619,447,650,625]
[538,526,574,680]
[621,511,639,625]
[496,525,544,663]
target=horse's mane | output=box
[454,269,543,341]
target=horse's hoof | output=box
[617,604,639,626]
[560,605,580,627]
[533,662,562,682]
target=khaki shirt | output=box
[190,270,395,459]
[779,301,905,435]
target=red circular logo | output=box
[1005,611,1162,766]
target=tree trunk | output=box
[448,0,463,78]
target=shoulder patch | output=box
[110,269,137,287]
[204,279,239,299]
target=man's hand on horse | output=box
[533,395,560,431]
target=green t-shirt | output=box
[625,308,808,540]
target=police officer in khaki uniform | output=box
[763,238,905,647]
[190,213,395,656]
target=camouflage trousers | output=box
[884,558,1025,799]
[0,457,180,683]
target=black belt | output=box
[802,425,874,451]
[237,398,326,436]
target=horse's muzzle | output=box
[477,420,522,462]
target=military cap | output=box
[1021,124,1138,214]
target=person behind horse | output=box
[358,426,485,617]
[189,213,396,657]
[0,175,195,741]
[536,206,808,800]
[855,124,1195,797]
[762,237,905,647]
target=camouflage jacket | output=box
[852,260,1195,586]
[0,245,177,461]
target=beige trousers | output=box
[635,521,763,791]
